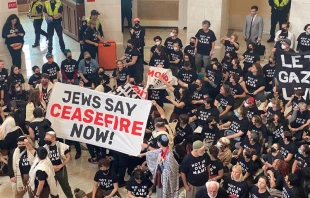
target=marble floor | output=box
[0,13,276,197]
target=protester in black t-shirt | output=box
[220,34,239,59]
[61,49,78,84]
[240,42,259,76]
[164,28,183,53]
[130,18,146,64]
[289,102,310,141]
[287,88,306,114]
[150,36,166,59]
[236,148,256,181]
[237,132,261,162]
[184,37,196,69]
[169,41,183,75]
[225,58,243,83]
[263,98,283,123]
[292,144,310,174]
[0,60,8,96]
[149,45,169,68]
[279,131,296,163]
[242,63,266,102]
[267,114,291,144]
[189,79,209,109]
[263,57,276,92]
[265,159,288,191]
[221,52,233,73]
[271,38,295,60]
[180,141,210,196]
[92,158,119,198]
[121,39,143,85]
[204,61,223,99]
[283,174,300,198]
[214,85,234,122]
[264,85,286,113]
[92,67,110,89]
[263,143,284,165]
[297,24,310,52]
[244,97,259,121]
[224,164,248,198]
[174,114,193,145]
[8,82,27,112]
[112,60,129,87]
[227,74,246,109]
[247,115,268,144]
[200,117,220,146]
[28,66,41,90]
[177,61,198,84]
[250,176,270,198]
[83,19,104,59]
[208,146,223,182]
[126,169,153,198]
[42,53,60,83]
[7,65,25,92]
[195,20,216,73]
[189,97,219,126]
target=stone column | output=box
[85,0,124,58]
[187,0,229,60]
[289,0,310,50]
[0,0,18,67]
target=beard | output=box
[208,193,217,198]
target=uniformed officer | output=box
[267,0,291,43]
[43,0,66,55]
[28,0,48,48]
[121,0,133,32]
[83,19,104,59]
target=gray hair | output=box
[205,181,219,190]
[202,20,211,27]
[298,102,307,109]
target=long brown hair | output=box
[28,88,41,105]
[115,60,124,77]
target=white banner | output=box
[46,83,152,156]
[109,83,142,99]
[145,67,178,89]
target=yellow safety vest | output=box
[45,0,61,16]
[30,0,43,20]
[274,0,289,8]
[86,17,101,32]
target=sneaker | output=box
[74,152,81,159]
[267,38,274,43]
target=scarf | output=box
[12,147,35,193]
[29,156,58,196]
[0,116,19,140]
[147,149,179,198]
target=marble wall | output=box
[0,0,18,66]
[84,0,124,58]
[186,0,229,60]
[289,0,310,50]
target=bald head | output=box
[206,181,219,198]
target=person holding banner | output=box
[149,46,170,68]
[288,102,310,141]
[241,63,266,102]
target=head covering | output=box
[283,38,291,46]
[91,10,100,16]
[193,140,204,150]
[74,188,87,198]
[133,18,140,23]
[46,53,53,59]
[64,49,71,56]
[0,116,19,140]
[46,131,56,136]
[248,97,255,104]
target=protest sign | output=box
[109,83,142,99]
[145,67,177,89]
[275,51,310,100]
[46,83,152,156]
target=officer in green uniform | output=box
[43,0,66,54]
[267,0,291,43]
[28,0,48,48]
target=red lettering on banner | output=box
[147,69,168,81]
[49,104,144,136]
[8,2,17,9]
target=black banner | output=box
[276,51,310,100]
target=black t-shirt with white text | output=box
[169,50,184,68]
[209,159,223,178]
[177,68,198,84]
[164,37,183,53]
[215,94,234,112]
[279,139,296,159]
[242,51,259,75]
[282,184,299,198]
[297,32,310,52]
[125,47,142,68]
[224,40,239,58]
[195,106,220,126]
[47,144,69,166]
[61,59,78,80]
[240,138,261,157]
[195,29,217,55]
[28,74,41,89]
[244,72,265,93]
[228,115,249,136]
[42,62,60,81]
[248,123,268,140]
[238,157,255,175]
[126,177,153,197]
[226,178,248,198]
[250,186,270,198]
[19,151,31,175]
[112,68,129,86]
[226,82,244,97]
[94,170,118,190]
[149,54,170,68]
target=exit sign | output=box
[8,2,17,9]
[87,0,95,2]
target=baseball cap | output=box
[46,53,53,59]
[91,10,100,16]
[282,38,291,46]
[133,18,140,23]
[248,97,255,104]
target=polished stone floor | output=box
[0,13,276,197]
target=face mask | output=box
[42,81,48,86]
[170,32,175,37]
[134,23,139,27]
[244,102,249,107]
[67,56,72,60]
[127,45,132,49]
[19,146,26,152]
[45,140,52,146]
[216,142,222,148]
[268,61,273,64]
[35,72,40,76]
[281,28,287,32]
[281,44,286,50]
[235,112,239,117]
[173,47,178,51]
[99,71,105,76]
[298,148,302,154]
[190,42,195,47]
[85,57,91,61]
[15,87,21,92]
[270,147,276,153]
[247,47,252,51]
[101,169,109,174]
[155,41,161,46]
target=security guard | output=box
[267,0,291,43]
[28,0,48,48]
[43,0,66,54]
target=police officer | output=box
[43,0,66,54]
[130,18,147,65]
[267,0,291,43]
[84,19,104,59]
[28,0,48,48]
[121,0,133,32]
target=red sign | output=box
[87,0,95,2]
[8,2,17,9]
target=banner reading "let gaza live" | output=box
[276,51,310,100]
[46,83,152,156]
